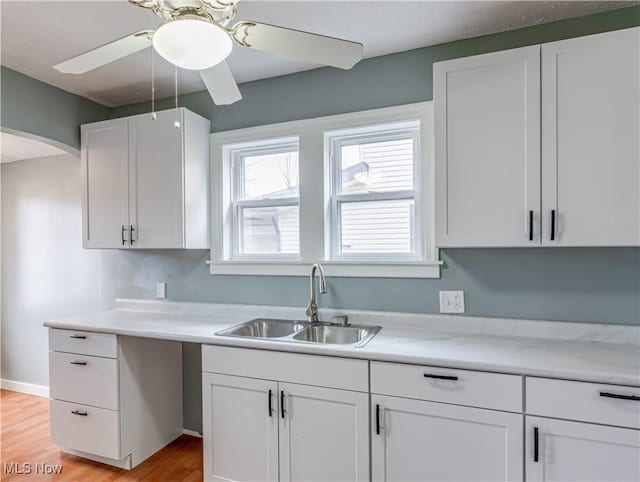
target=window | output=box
[211,102,438,278]
[328,122,420,260]
[230,138,300,258]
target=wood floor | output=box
[0,389,203,481]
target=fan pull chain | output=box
[151,47,156,120]
[174,65,180,129]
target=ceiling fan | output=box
[53,0,364,106]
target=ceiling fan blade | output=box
[199,62,242,106]
[53,30,153,74]
[231,21,363,70]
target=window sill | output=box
[207,259,442,278]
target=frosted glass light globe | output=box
[152,17,232,71]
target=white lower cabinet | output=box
[201,345,370,482]
[371,395,523,482]
[525,417,640,482]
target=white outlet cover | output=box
[439,290,465,314]
[156,282,167,299]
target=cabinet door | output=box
[372,395,522,482]
[128,109,185,248]
[202,373,278,482]
[526,417,640,482]
[434,45,541,247]
[279,383,369,482]
[81,118,129,248]
[541,27,640,246]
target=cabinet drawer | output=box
[371,361,522,412]
[49,329,118,358]
[202,345,369,392]
[49,351,119,410]
[50,399,120,460]
[526,377,640,429]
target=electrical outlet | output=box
[156,282,167,299]
[439,290,465,314]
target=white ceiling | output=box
[1,1,636,107]
[0,132,67,163]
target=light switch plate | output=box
[156,282,167,299]
[439,290,465,314]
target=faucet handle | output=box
[330,315,349,327]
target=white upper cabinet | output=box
[81,118,130,248]
[434,45,541,247]
[82,108,210,249]
[434,27,640,247]
[541,27,640,246]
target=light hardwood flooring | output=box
[0,389,203,481]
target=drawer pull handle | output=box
[533,426,539,462]
[423,373,459,381]
[69,334,86,339]
[280,390,286,419]
[375,404,381,435]
[599,391,640,401]
[268,389,273,417]
[70,361,87,366]
[71,410,88,416]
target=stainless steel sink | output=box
[216,318,381,348]
[216,318,308,339]
[293,324,381,347]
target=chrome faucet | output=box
[305,263,327,322]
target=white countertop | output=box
[45,299,640,387]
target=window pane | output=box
[239,205,299,255]
[341,137,414,194]
[340,199,414,254]
[239,151,299,200]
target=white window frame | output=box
[229,139,300,260]
[327,122,422,262]
[209,102,440,278]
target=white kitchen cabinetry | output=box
[525,417,640,482]
[434,45,541,247]
[370,362,523,482]
[48,329,183,469]
[435,27,640,247]
[526,376,640,481]
[541,27,640,246]
[81,108,210,249]
[201,345,370,482]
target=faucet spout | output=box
[305,263,326,322]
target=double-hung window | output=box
[229,138,300,258]
[327,122,421,260]
[211,102,437,277]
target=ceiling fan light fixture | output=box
[152,16,232,70]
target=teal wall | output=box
[0,67,109,150]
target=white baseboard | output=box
[182,428,202,438]
[1,379,49,398]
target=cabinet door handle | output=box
[121,225,127,246]
[268,389,273,417]
[528,210,534,241]
[375,404,381,435]
[69,334,86,339]
[550,210,556,241]
[423,373,458,381]
[71,410,88,416]
[533,426,539,462]
[600,391,640,401]
[280,390,286,419]
[129,225,135,245]
[70,360,87,366]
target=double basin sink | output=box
[216,318,381,348]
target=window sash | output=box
[329,125,422,260]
